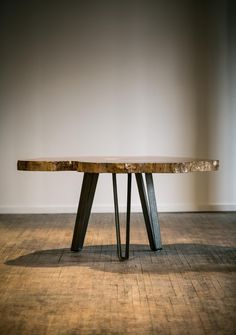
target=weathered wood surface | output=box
[0,213,235,335]
[17,156,219,173]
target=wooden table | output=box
[17,156,219,260]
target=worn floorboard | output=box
[0,213,235,335]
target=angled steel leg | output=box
[112,173,132,261]
[71,173,99,251]
[145,173,162,249]
[135,173,162,251]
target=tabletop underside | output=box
[17,156,219,174]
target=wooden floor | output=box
[0,212,235,335]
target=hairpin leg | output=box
[112,173,132,261]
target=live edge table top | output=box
[17,156,219,174]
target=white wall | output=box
[0,0,235,213]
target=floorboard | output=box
[0,213,235,334]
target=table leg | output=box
[71,172,99,251]
[112,173,131,261]
[135,173,162,251]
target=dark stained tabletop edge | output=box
[17,157,219,174]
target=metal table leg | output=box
[135,173,162,250]
[71,172,161,260]
[71,172,99,251]
[112,173,132,261]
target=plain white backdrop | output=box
[0,0,235,213]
